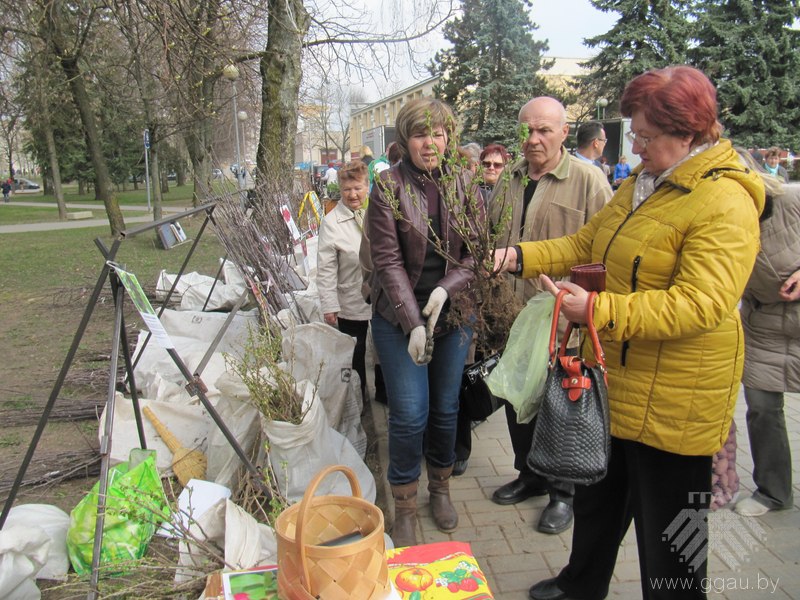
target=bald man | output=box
[488,97,612,535]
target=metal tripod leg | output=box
[165,348,271,501]
[88,278,126,599]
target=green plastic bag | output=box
[67,449,168,575]
[486,293,554,423]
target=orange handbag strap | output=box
[548,290,606,380]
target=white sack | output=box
[134,342,230,404]
[263,380,375,503]
[222,259,246,287]
[4,505,69,581]
[176,498,277,583]
[158,308,259,351]
[100,394,209,473]
[304,236,319,273]
[207,372,262,488]
[158,479,231,538]
[156,270,213,302]
[132,308,258,403]
[155,265,249,311]
[282,322,367,457]
[283,289,323,324]
[0,526,50,599]
[180,276,246,311]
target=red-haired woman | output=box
[495,66,765,599]
[477,143,510,202]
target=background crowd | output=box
[313,64,796,600]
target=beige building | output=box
[349,76,439,158]
[348,59,590,157]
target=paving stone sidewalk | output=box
[369,389,800,599]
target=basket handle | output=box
[294,465,363,595]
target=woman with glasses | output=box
[476,143,511,202]
[495,66,765,599]
[480,144,511,196]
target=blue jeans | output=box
[371,313,472,485]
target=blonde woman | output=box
[365,97,482,547]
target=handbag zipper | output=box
[620,255,641,366]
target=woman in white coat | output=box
[316,161,372,401]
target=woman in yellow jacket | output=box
[495,66,764,600]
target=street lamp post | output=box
[237,110,248,186]
[596,97,609,120]
[223,64,246,209]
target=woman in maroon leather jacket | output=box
[365,97,483,548]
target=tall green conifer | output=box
[580,0,690,116]
[430,0,553,148]
[689,0,800,150]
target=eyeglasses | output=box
[625,131,663,149]
[595,138,607,143]
[481,161,505,169]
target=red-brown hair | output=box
[620,65,722,145]
[480,143,510,162]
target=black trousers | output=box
[556,437,712,600]
[503,400,574,500]
[337,317,369,399]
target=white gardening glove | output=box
[422,286,448,339]
[407,325,430,365]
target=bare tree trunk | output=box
[151,140,164,220]
[4,145,12,180]
[186,129,213,206]
[44,125,67,220]
[176,155,187,186]
[59,57,125,235]
[41,0,125,235]
[256,0,310,194]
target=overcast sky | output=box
[532,0,618,57]
[358,0,619,100]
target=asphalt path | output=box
[0,201,190,234]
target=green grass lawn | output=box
[0,213,227,295]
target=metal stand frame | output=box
[0,201,268,598]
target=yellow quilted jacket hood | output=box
[519,140,765,455]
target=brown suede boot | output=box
[391,481,418,547]
[427,464,458,533]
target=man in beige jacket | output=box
[489,97,611,534]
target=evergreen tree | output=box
[689,0,800,151]
[430,0,553,148]
[579,0,691,118]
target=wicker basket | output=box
[276,465,390,600]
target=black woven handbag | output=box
[459,353,502,421]
[527,290,610,485]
